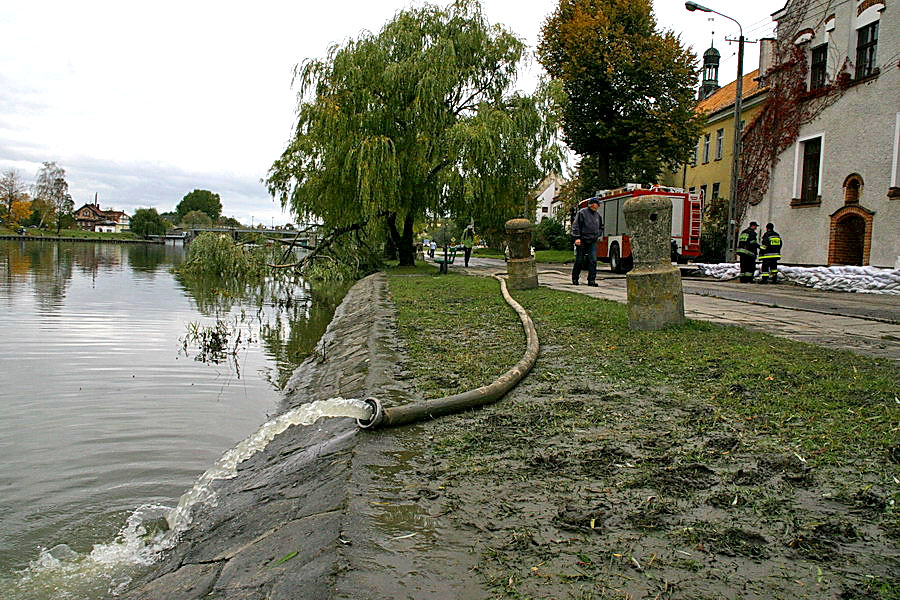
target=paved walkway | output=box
[453,258,900,362]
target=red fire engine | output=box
[577,184,702,273]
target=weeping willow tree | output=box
[267,0,561,266]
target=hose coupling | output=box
[356,397,385,429]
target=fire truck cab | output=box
[577,184,702,273]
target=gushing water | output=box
[167,397,372,532]
[1,397,373,599]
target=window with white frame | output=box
[702,133,711,163]
[855,21,878,79]
[810,43,828,89]
[800,136,822,202]
[715,129,724,160]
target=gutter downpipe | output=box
[357,274,539,430]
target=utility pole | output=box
[686,2,751,262]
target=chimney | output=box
[758,38,776,83]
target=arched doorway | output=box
[828,205,873,266]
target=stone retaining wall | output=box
[122,272,406,599]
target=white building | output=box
[746,0,898,267]
[534,174,563,223]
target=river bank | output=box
[122,268,899,599]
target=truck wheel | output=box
[610,244,623,273]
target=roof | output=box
[696,68,765,115]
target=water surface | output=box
[0,240,346,598]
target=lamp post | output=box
[686,1,744,262]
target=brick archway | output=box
[828,205,873,266]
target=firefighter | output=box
[758,223,782,284]
[736,221,759,283]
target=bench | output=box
[434,246,458,274]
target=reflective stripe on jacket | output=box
[759,230,782,259]
[736,227,758,256]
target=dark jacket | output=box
[572,206,603,243]
[759,230,783,258]
[737,227,759,256]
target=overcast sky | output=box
[0,0,784,226]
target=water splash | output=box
[2,397,372,599]
[166,396,372,533]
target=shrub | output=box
[177,232,271,278]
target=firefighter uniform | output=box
[758,224,782,284]
[736,222,759,283]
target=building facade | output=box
[74,203,131,233]
[746,0,898,267]
[534,174,563,223]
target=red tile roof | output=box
[697,69,764,115]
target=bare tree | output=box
[0,169,29,221]
[33,162,74,233]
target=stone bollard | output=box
[623,195,685,330]
[505,218,538,290]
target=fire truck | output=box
[577,184,702,273]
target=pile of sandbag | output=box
[691,263,900,295]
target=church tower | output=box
[699,45,720,100]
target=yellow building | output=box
[668,68,768,205]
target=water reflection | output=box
[175,273,350,390]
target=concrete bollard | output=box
[505,218,538,290]
[623,195,685,330]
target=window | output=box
[715,129,724,160]
[856,22,878,79]
[712,182,720,199]
[700,184,708,202]
[810,44,828,89]
[541,206,548,213]
[702,133,711,163]
[800,137,822,202]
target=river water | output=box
[0,240,347,598]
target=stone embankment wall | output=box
[122,272,410,599]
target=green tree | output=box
[267,0,561,266]
[176,189,222,222]
[33,162,74,233]
[180,210,213,227]
[217,215,243,228]
[131,208,169,237]
[538,0,702,188]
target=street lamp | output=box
[686,1,744,262]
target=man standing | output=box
[736,221,759,283]
[460,223,475,267]
[758,223,783,284]
[571,198,603,287]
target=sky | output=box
[0,0,785,226]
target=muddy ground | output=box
[379,279,899,600]
[383,366,897,599]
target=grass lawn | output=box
[382,269,900,599]
[535,249,574,263]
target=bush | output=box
[177,232,271,278]
[533,218,570,251]
[698,196,728,263]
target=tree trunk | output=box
[597,153,611,190]
[397,213,416,266]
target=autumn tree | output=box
[33,162,74,233]
[176,189,222,222]
[9,199,33,225]
[130,208,169,237]
[538,0,702,188]
[267,0,560,266]
[1,169,29,221]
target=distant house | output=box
[534,174,564,223]
[74,203,131,233]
